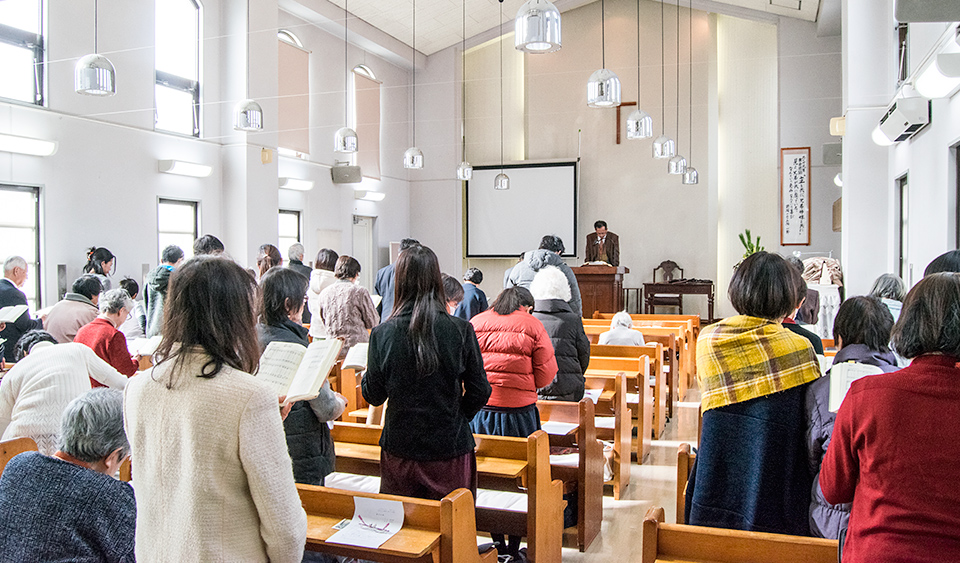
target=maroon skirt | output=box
[379,450,478,501]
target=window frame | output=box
[157,198,199,259]
[0,184,42,309]
[278,209,302,252]
[154,0,202,137]
[0,2,46,107]
[897,174,910,284]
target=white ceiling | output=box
[321,0,822,57]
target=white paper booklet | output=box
[127,335,164,357]
[0,305,28,323]
[326,496,404,549]
[370,294,383,309]
[828,362,884,413]
[258,339,343,404]
[343,342,369,372]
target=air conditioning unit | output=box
[877,97,930,143]
[331,163,362,184]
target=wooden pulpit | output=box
[571,266,629,316]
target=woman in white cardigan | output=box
[0,330,128,455]
[123,256,307,563]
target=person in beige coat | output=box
[318,255,379,354]
[123,256,306,563]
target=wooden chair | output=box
[0,437,37,476]
[299,485,498,563]
[649,261,684,314]
[676,443,696,524]
[537,398,603,552]
[641,506,838,563]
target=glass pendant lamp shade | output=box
[515,0,562,53]
[403,146,424,169]
[234,99,263,131]
[626,109,654,139]
[457,161,474,180]
[587,69,621,108]
[494,172,510,190]
[652,135,675,159]
[74,54,116,96]
[668,154,687,174]
[335,127,358,152]
[682,165,699,185]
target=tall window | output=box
[898,174,910,284]
[278,30,309,155]
[0,0,44,105]
[0,185,41,310]
[155,0,201,136]
[278,210,301,254]
[158,199,198,260]
[355,67,381,179]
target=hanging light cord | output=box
[412,0,416,147]
[499,0,504,172]
[688,0,693,158]
[676,0,680,142]
[344,0,348,126]
[636,0,641,100]
[94,0,98,54]
[462,0,467,160]
[601,0,606,69]
[660,0,664,133]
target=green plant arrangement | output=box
[738,229,764,259]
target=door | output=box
[353,216,375,292]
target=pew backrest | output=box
[0,437,37,476]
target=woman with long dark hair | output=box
[124,256,306,562]
[361,245,491,500]
[256,244,283,279]
[83,247,115,291]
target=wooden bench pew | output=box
[583,372,637,495]
[592,312,701,339]
[537,398,603,551]
[298,485,497,563]
[0,437,37,476]
[588,347,667,441]
[676,443,696,524]
[641,506,838,563]
[327,423,564,563]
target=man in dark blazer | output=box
[585,220,620,266]
[0,256,44,363]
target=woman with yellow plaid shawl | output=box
[685,251,821,535]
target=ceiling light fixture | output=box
[278,177,315,191]
[457,0,473,181]
[354,190,386,201]
[335,0,358,153]
[403,0,424,169]
[668,0,687,175]
[682,0,698,185]
[234,2,263,131]
[833,173,842,187]
[587,0,621,108]
[75,0,116,96]
[914,27,960,99]
[652,0,675,159]
[0,133,58,156]
[495,0,510,190]
[158,159,212,177]
[626,0,653,140]
[515,0,562,53]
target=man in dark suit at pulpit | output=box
[585,220,620,266]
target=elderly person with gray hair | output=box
[1,255,45,363]
[75,288,140,384]
[530,265,590,401]
[869,273,907,322]
[599,311,645,346]
[0,330,127,455]
[286,242,313,325]
[0,388,136,562]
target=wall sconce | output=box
[158,159,212,177]
[354,191,385,201]
[278,177,315,191]
[829,116,845,136]
[0,133,57,156]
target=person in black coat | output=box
[0,257,44,363]
[257,267,346,485]
[530,266,589,402]
[285,242,313,325]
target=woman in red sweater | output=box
[820,272,960,562]
[74,288,139,386]
[469,286,557,559]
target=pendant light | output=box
[404,0,423,169]
[667,0,687,175]
[457,0,473,181]
[515,0,562,53]
[75,0,116,96]
[233,2,263,131]
[586,0,621,108]
[652,0,675,159]
[335,0,358,153]
[682,0,698,185]
[626,0,653,140]
[495,0,510,190]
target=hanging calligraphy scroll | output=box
[780,147,811,246]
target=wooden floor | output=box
[560,390,701,561]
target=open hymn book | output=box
[258,339,343,405]
[0,305,28,324]
[828,362,885,412]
